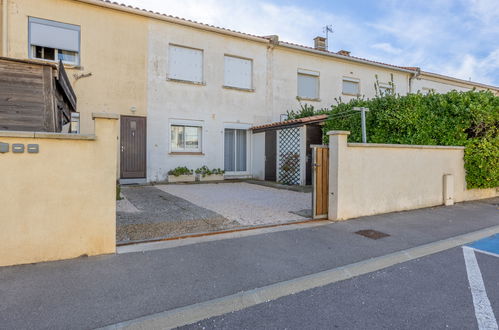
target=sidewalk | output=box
[1,198,498,329]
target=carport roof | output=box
[251,114,328,132]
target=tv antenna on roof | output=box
[323,25,333,51]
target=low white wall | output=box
[328,131,498,220]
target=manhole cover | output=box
[355,229,390,240]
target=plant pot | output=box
[168,174,196,183]
[197,174,225,182]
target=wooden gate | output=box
[312,145,329,219]
[120,115,146,179]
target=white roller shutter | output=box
[29,17,80,52]
[168,45,203,83]
[297,71,319,99]
[224,56,252,89]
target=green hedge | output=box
[287,90,499,189]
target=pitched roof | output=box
[277,40,417,73]
[76,0,269,42]
[251,114,328,131]
[77,0,417,73]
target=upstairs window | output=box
[379,83,394,95]
[29,17,80,65]
[297,69,320,100]
[224,55,253,90]
[342,77,360,96]
[168,45,203,83]
[421,87,434,95]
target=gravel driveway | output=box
[156,182,311,226]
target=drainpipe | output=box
[408,67,421,94]
[2,0,7,57]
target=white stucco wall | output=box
[270,47,412,121]
[327,131,498,220]
[146,21,270,182]
[412,77,472,94]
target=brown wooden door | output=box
[120,116,146,179]
[312,146,329,219]
[306,125,323,185]
[265,130,277,181]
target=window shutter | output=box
[298,73,319,99]
[224,56,252,89]
[342,79,360,95]
[29,17,80,52]
[169,45,203,83]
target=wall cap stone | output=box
[348,143,465,150]
[92,112,119,120]
[34,132,97,140]
[327,130,351,136]
[0,131,35,138]
[0,131,96,140]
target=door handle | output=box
[121,145,124,152]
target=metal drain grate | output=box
[355,229,390,240]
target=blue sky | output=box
[120,0,499,86]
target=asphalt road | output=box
[0,199,497,329]
[182,246,499,330]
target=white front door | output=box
[224,128,247,173]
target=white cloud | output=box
[116,0,499,86]
[372,43,402,54]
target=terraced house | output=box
[1,0,498,183]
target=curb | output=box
[102,224,499,330]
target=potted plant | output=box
[195,166,225,182]
[167,166,195,183]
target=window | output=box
[297,69,319,99]
[224,129,247,172]
[170,125,202,152]
[29,17,80,65]
[379,83,393,95]
[168,45,203,83]
[342,78,360,95]
[224,55,252,90]
[421,87,434,95]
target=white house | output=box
[3,0,498,184]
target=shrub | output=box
[195,166,225,177]
[288,90,499,189]
[168,166,193,176]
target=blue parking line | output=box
[466,234,499,257]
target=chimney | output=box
[264,35,279,45]
[338,50,351,56]
[314,36,327,51]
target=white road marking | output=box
[469,247,499,259]
[463,246,498,330]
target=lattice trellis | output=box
[278,127,300,185]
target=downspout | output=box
[408,67,421,94]
[2,0,7,57]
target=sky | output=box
[119,0,499,86]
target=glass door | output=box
[224,129,247,173]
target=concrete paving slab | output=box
[156,182,311,226]
[116,186,237,242]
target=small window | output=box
[168,45,203,83]
[171,125,202,152]
[379,83,393,95]
[297,69,319,99]
[421,87,434,95]
[224,55,252,90]
[342,78,360,95]
[29,17,80,65]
